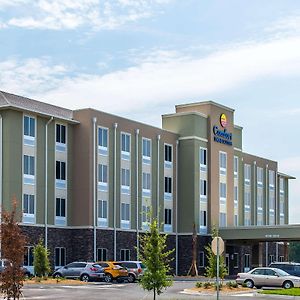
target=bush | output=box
[242,282,247,288]
[226,281,238,289]
[203,282,212,289]
[215,282,223,290]
[195,282,202,288]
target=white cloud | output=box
[0,0,172,30]
[265,13,300,35]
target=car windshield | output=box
[276,269,290,277]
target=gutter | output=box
[113,122,118,261]
[136,129,140,256]
[92,117,97,261]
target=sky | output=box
[0,0,300,223]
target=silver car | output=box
[53,262,105,282]
[116,261,146,283]
[236,267,300,289]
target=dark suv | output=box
[269,262,300,277]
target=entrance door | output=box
[244,254,250,272]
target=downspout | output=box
[0,114,2,257]
[113,123,118,261]
[92,117,97,262]
[45,116,54,248]
[157,135,160,222]
[135,129,140,257]
[175,140,179,275]
[275,171,278,225]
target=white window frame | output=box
[219,182,227,204]
[97,199,108,227]
[56,160,66,189]
[164,208,172,232]
[200,179,207,198]
[98,126,109,156]
[121,202,130,229]
[200,147,207,171]
[120,249,130,261]
[55,197,66,226]
[23,115,35,146]
[219,151,227,175]
[121,132,131,160]
[142,172,151,197]
[121,168,130,194]
[97,248,108,261]
[164,143,173,168]
[142,137,151,164]
[23,194,35,224]
[234,156,239,178]
[56,123,67,152]
[164,176,172,200]
[219,212,227,227]
[55,247,66,268]
[98,164,108,191]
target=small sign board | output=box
[211,237,224,255]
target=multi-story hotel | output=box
[0,90,295,275]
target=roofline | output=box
[242,151,277,165]
[278,172,296,180]
[74,108,178,135]
[162,111,208,119]
[175,100,235,113]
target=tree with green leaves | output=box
[33,240,50,278]
[205,226,227,280]
[138,216,174,300]
[0,198,27,300]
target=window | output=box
[269,170,275,187]
[24,116,35,137]
[200,148,207,171]
[56,161,66,180]
[234,156,238,178]
[200,210,207,227]
[244,254,250,269]
[142,205,150,224]
[200,179,207,197]
[98,127,108,148]
[24,155,35,176]
[164,209,172,225]
[98,200,108,219]
[121,168,130,189]
[219,152,227,175]
[23,194,34,215]
[165,144,172,162]
[56,198,66,217]
[234,253,239,268]
[142,138,151,164]
[244,164,251,183]
[220,183,226,200]
[279,256,284,262]
[164,177,172,194]
[142,172,151,190]
[56,124,66,144]
[257,167,263,185]
[24,246,34,267]
[244,190,251,206]
[121,203,130,229]
[97,248,107,261]
[219,212,226,227]
[234,186,238,206]
[55,247,66,267]
[121,133,130,153]
[234,214,238,226]
[120,249,130,261]
[98,164,108,184]
[280,178,284,194]
[199,251,205,267]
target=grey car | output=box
[0,259,32,278]
[116,261,146,283]
[53,262,105,282]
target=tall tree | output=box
[138,216,174,300]
[0,198,27,300]
[289,242,300,262]
[33,240,50,278]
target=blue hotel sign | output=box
[213,113,233,146]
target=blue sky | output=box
[0,0,300,222]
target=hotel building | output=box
[0,91,295,275]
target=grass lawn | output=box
[259,288,300,296]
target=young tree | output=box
[138,216,174,300]
[33,240,50,278]
[0,198,27,300]
[205,226,227,280]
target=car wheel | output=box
[283,280,293,289]
[244,280,254,288]
[128,274,135,283]
[53,273,62,279]
[104,273,113,283]
[255,286,262,289]
[80,274,90,282]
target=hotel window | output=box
[142,172,151,196]
[121,133,130,160]
[120,249,130,261]
[200,210,207,227]
[121,203,130,229]
[98,200,108,227]
[24,246,34,267]
[164,144,172,168]
[219,152,227,175]
[164,177,172,194]
[234,253,239,268]
[244,164,251,184]
[200,179,207,197]
[56,124,66,152]
[142,138,151,164]
[200,148,207,171]
[269,170,275,225]
[164,208,172,232]
[24,155,35,176]
[23,116,35,146]
[98,127,108,155]
[219,212,226,227]
[97,248,107,261]
[55,247,66,267]
[244,254,250,269]
[279,256,284,262]
[56,198,66,218]
[234,186,238,208]
[23,194,35,223]
[142,205,151,224]
[280,178,284,195]
[98,164,108,191]
[280,178,285,224]
[257,167,263,186]
[56,161,66,189]
[234,156,238,178]
[199,251,205,267]
[121,168,130,194]
[220,183,226,203]
[234,215,238,226]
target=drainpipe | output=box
[92,117,97,262]
[253,161,256,225]
[175,140,179,275]
[0,114,2,256]
[157,135,160,222]
[266,164,268,225]
[275,171,278,225]
[45,116,54,248]
[113,123,118,261]
[135,129,140,257]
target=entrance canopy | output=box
[219,224,300,242]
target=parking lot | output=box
[20,281,287,300]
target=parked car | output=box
[52,262,105,282]
[236,267,300,289]
[116,261,146,283]
[269,262,300,277]
[0,259,32,278]
[97,261,128,283]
